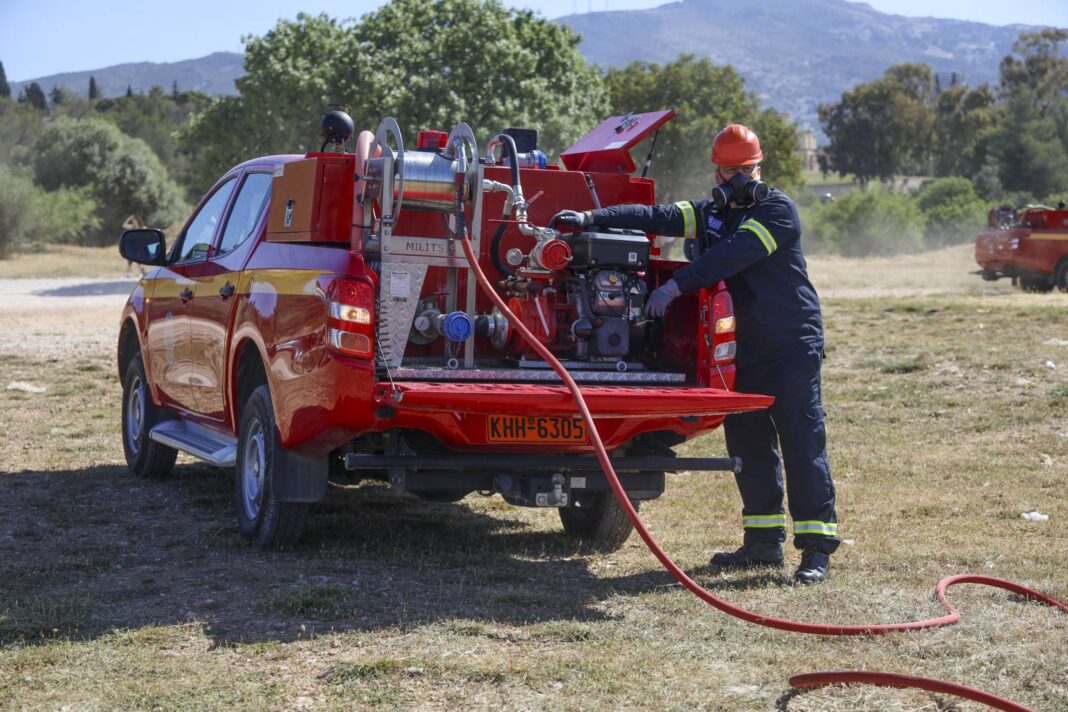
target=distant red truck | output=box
[117,111,772,551]
[976,204,1068,292]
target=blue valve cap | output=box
[442,311,474,342]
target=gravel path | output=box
[0,278,137,361]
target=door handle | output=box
[179,287,193,302]
[219,283,235,299]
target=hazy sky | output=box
[2,0,1066,81]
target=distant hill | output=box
[9,52,244,99]
[560,0,1051,132]
[10,1,1060,134]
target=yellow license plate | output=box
[487,415,588,444]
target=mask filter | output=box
[711,172,770,209]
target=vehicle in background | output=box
[976,204,1068,292]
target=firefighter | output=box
[551,124,838,584]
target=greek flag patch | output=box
[707,215,723,231]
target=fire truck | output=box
[976,204,1068,292]
[117,110,772,551]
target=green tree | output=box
[819,63,935,183]
[605,55,801,204]
[0,62,10,99]
[94,86,213,197]
[31,117,189,245]
[20,82,47,112]
[0,168,100,257]
[0,98,44,166]
[988,29,1068,196]
[915,177,988,247]
[49,85,79,107]
[89,76,100,100]
[932,83,996,177]
[186,2,606,186]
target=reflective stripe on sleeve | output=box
[739,218,777,255]
[675,201,696,239]
[793,520,838,537]
[743,514,786,529]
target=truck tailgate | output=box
[376,382,772,418]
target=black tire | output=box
[559,492,639,553]
[121,353,177,479]
[235,385,308,548]
[1055,260,1068,293]
[1020,275,1054,293]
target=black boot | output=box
[710,542,784,569]
[794,548,831,584]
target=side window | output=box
[217,173,273,256]
[176,178,237,262]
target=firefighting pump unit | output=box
[354,117,665,382]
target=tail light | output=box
[327,277,375,358]
[711,288,736,365]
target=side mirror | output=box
[119,228,166,265]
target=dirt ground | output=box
[0,245,1065,711]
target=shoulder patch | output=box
[707,215,723,231]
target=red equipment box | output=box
[266,153,354,243]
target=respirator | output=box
[711,171,770,209]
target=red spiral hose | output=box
[459,232,1066,709]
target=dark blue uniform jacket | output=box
[589,190,824,366]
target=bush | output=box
[31,117,188,246]
[915,177,988,247]
[0,170,99,257]
[804,187,925,257]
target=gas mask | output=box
[711,171,770,209]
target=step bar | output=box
[149,419,238,467]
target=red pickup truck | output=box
[118,111,772,550]
[976,205,1068,292]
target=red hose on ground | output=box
[459,232,1066,709]
[789,671,1036,712]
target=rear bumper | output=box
[365,381,773,453]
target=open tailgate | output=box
[375,383,772,418]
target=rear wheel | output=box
[121,353,177,479]
[559,492,638,553]
[1020,275,1054,293]
[1054,260,1068,293]
[235,385,308,548]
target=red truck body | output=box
[117,113,773,549]
[975,206,1068,292]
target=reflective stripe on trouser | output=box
[725,348,839,555]
[743,514,786,529]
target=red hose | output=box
[789,671,1036,712]
[459,233,1066,708]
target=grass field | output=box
[0,245,1065,710]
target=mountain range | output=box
[9,0,1059,133]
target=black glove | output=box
[550,210,591,229]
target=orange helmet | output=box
[711,124,763,166]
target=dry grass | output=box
[0,245,131,279]
[0,247,1066,710]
